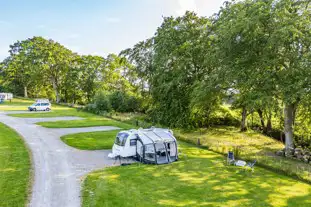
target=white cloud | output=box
[105,17,121,23]
[176,0,198,15]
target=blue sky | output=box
[0,0,226,60]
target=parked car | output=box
[28,101,51,111]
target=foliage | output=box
[93,92,112,113]
[0,38,138,105]
[109,91,140,113]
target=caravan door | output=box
[126,134,137,157]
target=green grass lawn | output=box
[61,130,121,150]
[37,118,132,129]
[0,98,33,111]
[83,142,311,207]
[0,123,31,206]
[175,127,311,183]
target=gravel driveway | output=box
[0,111,127,207]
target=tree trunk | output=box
[257,109,265,131]
[241,107,247,132]
[52,81,60,103]
[266,111,272,132]
[24,86,28,98]
[284,103,295,149]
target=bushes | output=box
[85,91,141,114]
[94,92,111,112]
[109,91,141,112]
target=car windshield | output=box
[31,103,37,106]
[115,133,129,146]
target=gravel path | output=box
[0,111,127,207]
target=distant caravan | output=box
[0,93,13,102]
[109,127,178,164]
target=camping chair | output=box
[227,151,235,165]
[245,160,257,172]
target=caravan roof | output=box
[131,128,176,144]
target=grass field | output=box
[175,127,311,183]
[0,98,33,111]
[37,118,132,129]
[83,142,311,207]
[61,130,121,150]
[0,123,31,207]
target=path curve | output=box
[0,111,125,207]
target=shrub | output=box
[84,103,97,113]
[109,91,127,112]
[109,91,140,113]
[93,92,111,113]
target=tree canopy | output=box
[1,0,311,150]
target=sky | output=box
[0,0,226,61]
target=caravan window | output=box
[130,139,137,146]
[115,133,129,146]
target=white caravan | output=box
[0,93,13,101]
[109,127,178,164]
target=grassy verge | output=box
[83,142,311,207]
[37,118,132,129]
[0,122,31,206]
[61,130,122,150]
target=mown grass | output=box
[83,142,311,207]
[37,118,133,129]
[0,123,31,206]
[175,127,311,183]
[61,130,122,150]
[0,98,33,111]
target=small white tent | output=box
[110,127,178,164]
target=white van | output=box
[28,100,51,111]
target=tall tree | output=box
[216,0,311,148]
